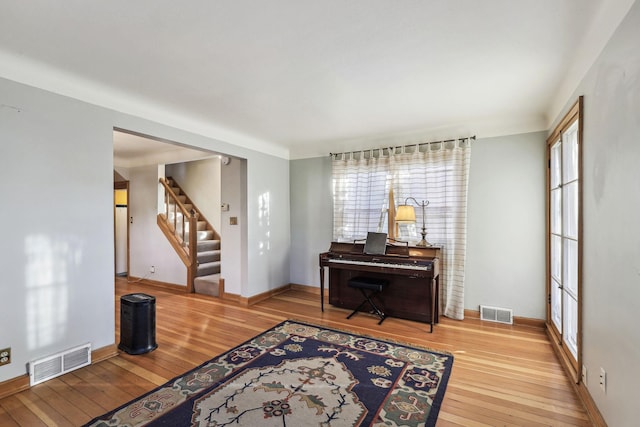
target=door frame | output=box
[545,96,583,383]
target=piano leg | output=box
[429,276,439,333]
[319,266,325,312]
[432,278,435,332]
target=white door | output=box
[114,188,128,276]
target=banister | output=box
[159,177,195,221]
[187,210,199,293]
[157,177,218,293]
[158,177,198,291]
[161,177,221,241]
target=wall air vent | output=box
[28,343,91,386]
[480,305,513,325]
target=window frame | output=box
[546,96,583,383]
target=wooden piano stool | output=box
[346,276,389,324]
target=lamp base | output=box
[416,230,431,247]
[415,239,431,247]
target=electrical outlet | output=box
[0,348,10,366]
[581,365,587,385]
[599,367,606,392]
[150,265,155,274]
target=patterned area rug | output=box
[85,320,453,426]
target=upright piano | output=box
[319,241,441,332]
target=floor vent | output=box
[29,343,91,386]
[480,305,513,324]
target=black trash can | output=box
[118,293,158,355]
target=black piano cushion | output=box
[348,276,389,292]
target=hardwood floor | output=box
[0,278,592,426]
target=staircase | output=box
[194,238,222,297]
[157,177,222,296]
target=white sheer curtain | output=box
[332,150,392,240]
[332,140,471,320]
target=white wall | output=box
[552,1,640,424]
[220,157,247,295]
[289,135,546,320]
[466,132,546,319]
[0,77,291,384]
[290,157,333,286]
[129,164,186,285]
[244,153,291,296]
[0,78,115,381]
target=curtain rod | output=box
[329,135,476,157]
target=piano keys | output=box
[319,241,441,332]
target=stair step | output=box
[198,250,221,264]
[197,261,221,276]
[197,230,214,240]
[165,213,184,226]
[165,205,184,215]
[165,204,193,216]
[184,230,215,242]
[197,240,220,251]
[194,274,221,297]
[165,215,204,231]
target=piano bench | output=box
[346,277,389,325]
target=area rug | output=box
[85,320,453,426]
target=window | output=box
[331,140,471,319]
[547,97,583,381]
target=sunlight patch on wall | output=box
[25,234,81,350]
[258,192,271,255]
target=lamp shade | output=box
[395,205,416,223]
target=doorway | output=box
[112,128,247,296]
[114,181,129,277]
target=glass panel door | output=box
[547,98,582,379]
[549,140,562,333]
[561,121,579,361]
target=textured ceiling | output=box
[0,1,634,159]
